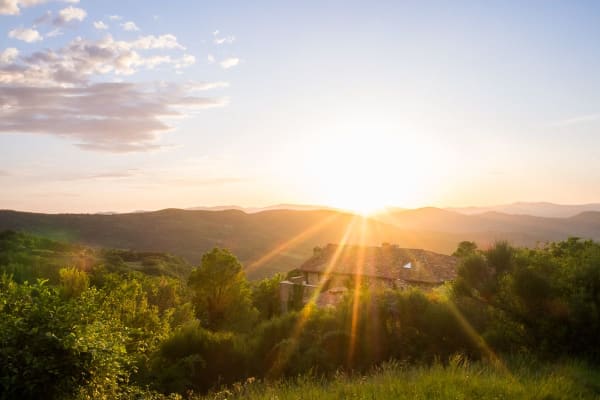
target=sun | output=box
[346,201,385,216]
[298,131,431,215]
[329,188,388,216]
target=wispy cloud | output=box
[52,169,246,187]
[108,14,122,21]
[53,5,86,26]
[8,27,43,42]
[0,0,78,16]
[46,28,63,37]
[212,30,235,45]
[132,34,184,50]
[0,82,228,152]
[0,48,19,63]
[88,170,138,179]
[184,81,229,90]
[219,57,239,69]
[550,113,600,127]
[55,169,140,181]
[1,32,224,153]
[121,21,139,31]
[1,34,193,85]
[93,20,108,30]
[167,177,246,187]
[33,10,52,25]
[0,6,228,153]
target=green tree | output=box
[252,273,283,320]
[188,248,257,332]
[0,277,129,400]
[148,320,247,394]
[485,240,514,275]
[59,266,89,298]
[100,274,170,354]
[452,241,478,258]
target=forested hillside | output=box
[2,232,600,399]
[2,208,600,279]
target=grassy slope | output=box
[204,359,600,400]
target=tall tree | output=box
[252,273,283,320]
[188,248,257,331]
[452,241,478,258]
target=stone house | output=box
[280,243,458,310]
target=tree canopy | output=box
[2,231,600,397]
[188,247,257,332]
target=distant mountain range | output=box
[444,202,600,218]
[186,203,339,213]
[1,204,600,279]
[373,207,600,236]
[187,201,600,218]
[93,202,600,218]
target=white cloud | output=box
[132,34,184,50]
[121,21,139,31]
[212,29,235,45]
[219,57,239,69]
[0,34,194,86]
[184,81,229,90]
[93,20,108,30]
[0,0,78,16]
[33,10,52,25]
[53,5,86,25]
[0,15,224,153]
[8,27,43,42]
[175,54,195,69]
[214,36,235,45]
[0,82,228,152]
[108,14,122,21]
[0,47,19,63]
[207,54,215,64]
[46,28,63,37]
[215,36,235,45]
[54,169,140,181]
[550,113,600,127]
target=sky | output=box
[1,0,600,213]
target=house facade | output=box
[280,243,458,310]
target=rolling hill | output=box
[446,201,600,218]
[1,207,599,279]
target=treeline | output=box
[1,231,599,399]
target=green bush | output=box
[0,277,129,400]
[148,321,248,393]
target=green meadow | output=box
[202,359,600,400]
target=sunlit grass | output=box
[201,358,600,400]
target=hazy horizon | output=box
[2,1,600,214]
[4,200,600,217]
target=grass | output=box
[200,357,600,400]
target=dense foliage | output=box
[1,231,600,398]
[0,278,128,399]
[452,238,600,360]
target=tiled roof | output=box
[299,243,457,284]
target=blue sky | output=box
[1,1,600,213]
